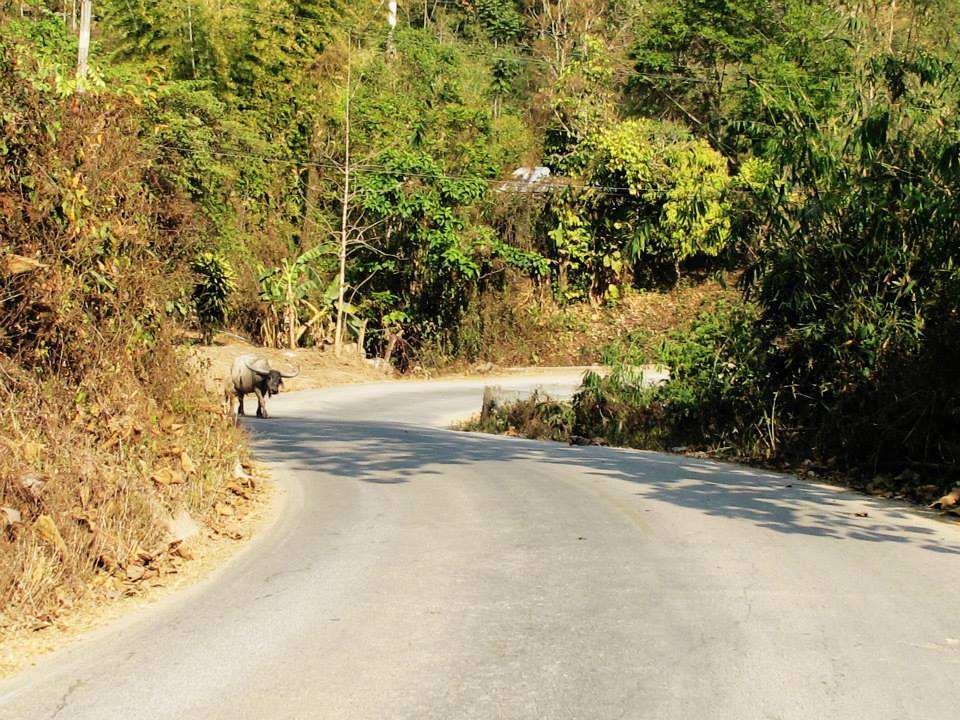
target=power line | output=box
[157,143,715,197]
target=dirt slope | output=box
[187,337,392,397]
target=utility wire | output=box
[157,143,719,198]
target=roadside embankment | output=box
[0,338,391,677]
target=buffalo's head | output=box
[245,360,300,395]
[265,369,284,396]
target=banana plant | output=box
[322,277,364,346]
[257,244,332,349]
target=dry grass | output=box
[0,50,270,652]
[0,357,255,640]
[0,40,390,673]
[423,275,739,369]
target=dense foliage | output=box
[621,2,960,475]
[3,0,959,478]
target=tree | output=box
[75,0,91,90]
[628,0,851,157]
[547,117,733,302]
[334,45,353,356]
[474,0,525,46]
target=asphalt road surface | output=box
[2,373,959,720]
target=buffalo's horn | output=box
[244,360,271,376]
[279,365,300,379]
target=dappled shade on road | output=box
[248,416,960,554]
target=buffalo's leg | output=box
[237,393,245,417]
[254,387,268,418]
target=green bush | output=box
[191,252,236,343]
[655,302,766,431]
[464,391,573,443]
[570,303,771,454]
[571,370,669,448]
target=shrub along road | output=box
[1,373,958,719]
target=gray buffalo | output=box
[226,354,299,418]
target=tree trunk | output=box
[302,143,321,246]
[334,53,352,358]
[187,3,197,79]
[286,274,297,349]
[356,318,368,358]
[387,1,397,52]
[383,329,402,366]
[76,0,92,92]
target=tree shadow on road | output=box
[245,417,960,555]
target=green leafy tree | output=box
[637,41,960,474]
[629,0,851,157]
[474,0,525,46]
[548,118,733,302]
[592,119,732,271]
[489,56,521,118]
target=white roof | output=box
[497,166,556,193]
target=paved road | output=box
[2,374,960,720]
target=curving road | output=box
[2,374,960,720]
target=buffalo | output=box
[226,354,299,418]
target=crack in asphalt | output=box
[48,679,82,720]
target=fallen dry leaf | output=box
[17,473,45,500]
[4,253,46,275]
[176,544,194,560]
[214,501,235,517]
[6,520,26,541]
[224,482,250,499]
[151,466,184,487]
[31,615,55,631]
[169,540,194,560]
[33,515,68,557]
[71,510,97,533]
[215,529,243,541]
[179,451,197,475]
[233,460,251,480]
[97,549,119,572]
[125,564,145,582]
[930,488,960,511]
[1,506,21,526]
